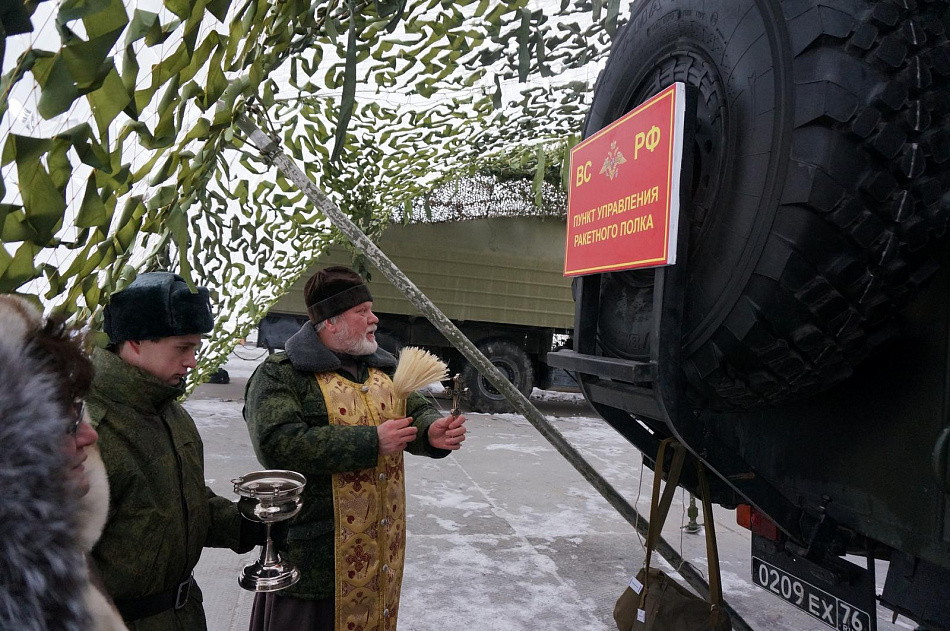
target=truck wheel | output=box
[586,0,950,411]
[461,340,535,413]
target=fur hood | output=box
[0,295,126,631]
[0,295,42,354]
[0,340,88,631]
[76,442,110,553]
[79,443,127,631]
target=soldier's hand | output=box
[377,417,417,455]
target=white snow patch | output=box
[426,514,463,533]
[530,389,585,403]
[411,488,492,514]
[484,443,551,455]
[183,399,243,429]
[494,500,604,538]
[402,534,607,630]
[719,569,762,598]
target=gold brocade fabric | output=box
[318,368,406,631]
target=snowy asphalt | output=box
[187,345,914,631]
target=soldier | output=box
[243,265,467,631]
[87,272,264,630]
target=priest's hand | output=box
[378,417,418,455]
[427,414,467,451]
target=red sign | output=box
[564,83,686,276]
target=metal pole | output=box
[235,114,754,631]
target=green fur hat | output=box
[104,272,214,343]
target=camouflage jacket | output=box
[243,322,449,600]
[87,348,244,631]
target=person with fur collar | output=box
[243,266,468,631]
[76,408,129,631]
[0,295,127,631]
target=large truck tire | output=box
[587,0,950,411]
[462,339,535,413]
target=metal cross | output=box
[449,373,467,417]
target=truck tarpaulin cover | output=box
[564,82,686,276]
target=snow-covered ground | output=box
[188,347,914,631]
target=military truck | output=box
[549,1,950,629]
[258,215,574,412]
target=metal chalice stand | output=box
[232,470,306,592]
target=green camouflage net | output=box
[0,0,624,383]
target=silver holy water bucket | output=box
[232,469,306,592]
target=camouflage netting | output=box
[399,171,568,224]
[0,0,624,383]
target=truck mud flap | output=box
[881,553,950,630]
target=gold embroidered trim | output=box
[320,368,406,631]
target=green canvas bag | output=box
[614,438,732,631]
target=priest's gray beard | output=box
[331,319,378,356]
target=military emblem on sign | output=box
[600,140,627,181]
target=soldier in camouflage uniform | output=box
[88,272,264,631]
[243,266,467,631]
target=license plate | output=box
[752,556,872,631]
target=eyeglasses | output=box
[67,400,84,436]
